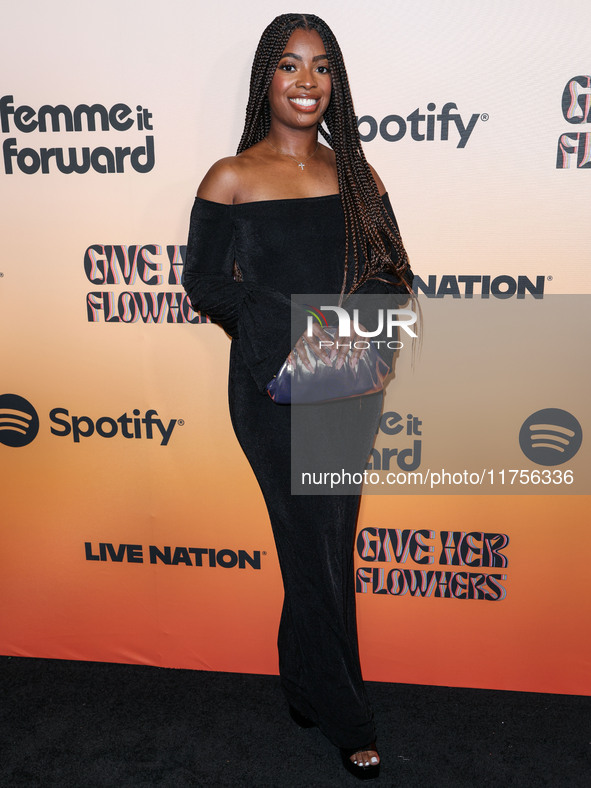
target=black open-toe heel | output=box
[289,704,316,729]
[340,743,381,781]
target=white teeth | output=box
[290,98,318,107]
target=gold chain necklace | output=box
[263,138,320,171]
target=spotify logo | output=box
[0,394,39,447]
[519,408,582,466]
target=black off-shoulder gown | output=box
[183,193,410,750]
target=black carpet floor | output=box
[0,656,589,787]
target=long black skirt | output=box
[228,341,382,749]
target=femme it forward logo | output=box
[519,409,583,466]
[0,94,155,175]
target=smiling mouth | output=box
[289,97,319,108]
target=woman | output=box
[183,13,412,780]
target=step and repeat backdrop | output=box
[1,0,589,695]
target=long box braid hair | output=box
[237,13,412,299]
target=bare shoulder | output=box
[367,162,387,196]
[196,157,244,204]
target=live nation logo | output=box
[556,76,591,169]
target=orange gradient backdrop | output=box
[0,0,589,695]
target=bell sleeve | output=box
[182,197,308,393]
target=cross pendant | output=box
[298,162,305,170]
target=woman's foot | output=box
[340,743,380,780]
[350,747,380,768]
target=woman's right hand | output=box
[288,322,334,372]
[288,321,369,373]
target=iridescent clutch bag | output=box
[266,327,390,405]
